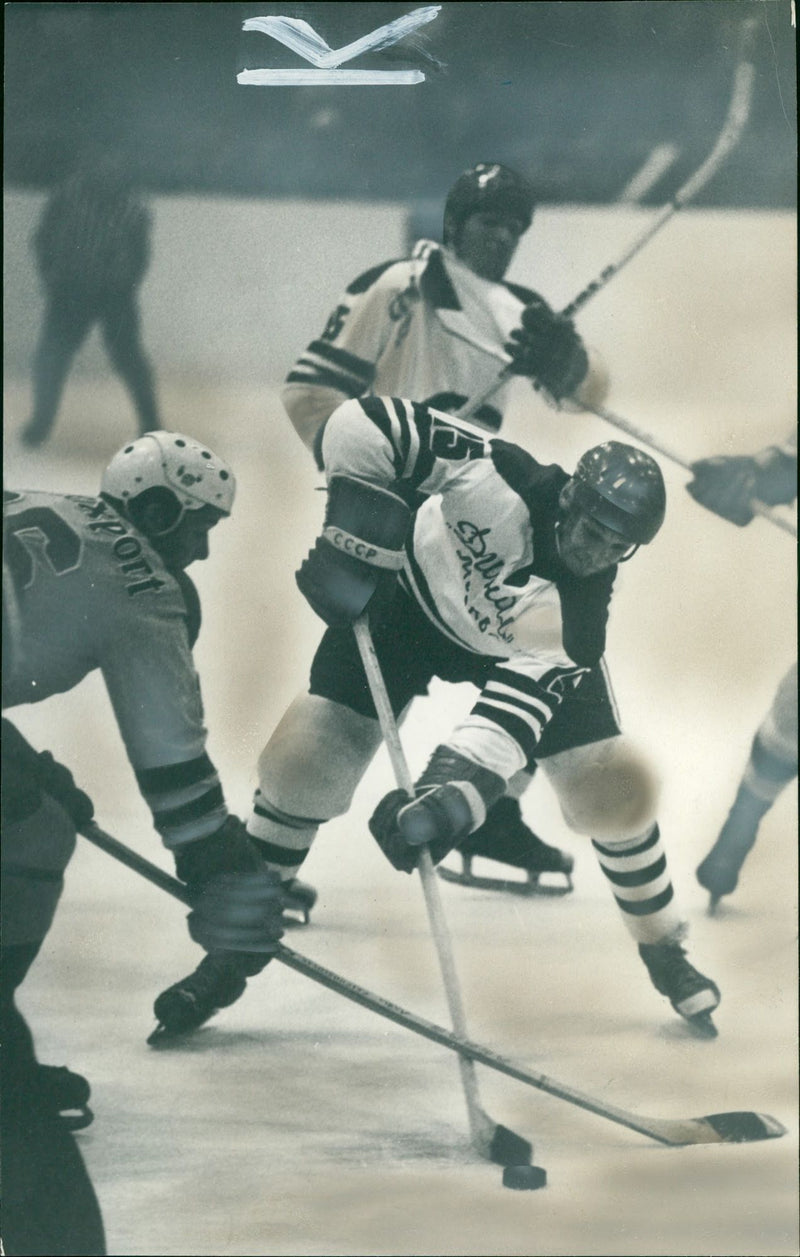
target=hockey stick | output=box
[351,614,532,1167]
[79,819,787,1148]
[584,400,798,538]
[561,16,758,321]
[460,17,759,422]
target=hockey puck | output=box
[502,1164,547,1191]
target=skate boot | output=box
[638,938,721,1037]
[148,952,261,1044]
[438,796,574,896]
[280,877,318,926]
[37,1065,94,1131]
[696,801,761,913]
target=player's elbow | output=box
[280,383,346,457]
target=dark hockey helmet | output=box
[443,163,536,246]
[571,442,666,545]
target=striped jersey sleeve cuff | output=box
[285,340,375,394]
[136,754,228,848]
[470,665,578,762]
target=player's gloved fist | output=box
[504,297,589,402]
[174,816,285,954]
[296,475,411,627]
[36,751,95,827]
[369,785,476,872]
[686,456,761,526]
[186,869,285,954]
[368,746,506,874]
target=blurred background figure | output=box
[21,153,160,448]
[687,435,798,910]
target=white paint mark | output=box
[238,6,440,85]
[237,68,425,86]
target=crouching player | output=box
[2,431,286,1081]
[159,399,721,1040]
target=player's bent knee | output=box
[544,737,660,841]
[257,693,382,818]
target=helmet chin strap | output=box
[618,544,640,562]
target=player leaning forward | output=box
[159,398,721,1038]
[2,433,286,1056]
[282,162,610,897]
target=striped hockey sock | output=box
[247,788,324,880]
[592,825,683,945]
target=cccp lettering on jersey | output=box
[329,529,378,562]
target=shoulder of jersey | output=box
[345,257,411,296]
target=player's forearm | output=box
[280,383,352,456]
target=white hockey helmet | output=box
[101,431,236,521]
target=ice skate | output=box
[437,797,574,896]
[148,952,250,1044]
[37,1064,94,1131]
[696,809,759,913]
[280,876,317,926]
[638,939,721,1037]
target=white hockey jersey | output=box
[284,241,539,434]
[2,490,227,850]
[321,397,617,781]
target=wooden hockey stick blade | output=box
[79,823,786,1148]
[274,947,786,1148]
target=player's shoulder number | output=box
[4,496,83,591]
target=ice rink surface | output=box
[2,198,797,1256]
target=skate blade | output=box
[62,1105,95,1132]
[281,906,312,928]
[146,1020,206,1047]
[437,866,573,897]
[686,1011,719,1039]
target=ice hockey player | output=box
[160,397,721,1039]
[686,436,797,909]
[2,431,287,1070]
[282,162,609,455]
[278,162,611,899]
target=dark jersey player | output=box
[2,431,286,1238]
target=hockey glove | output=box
[35,751,95,828]
[368,746,505,874]
[687,450,797,527]
[504,297,589,402]
[296,475,411,627]
[174,816,285,954]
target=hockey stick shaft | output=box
[460,18,759,423]
[79,820,786,1148]
[351,614,520,1159]
[561,17,757,320]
